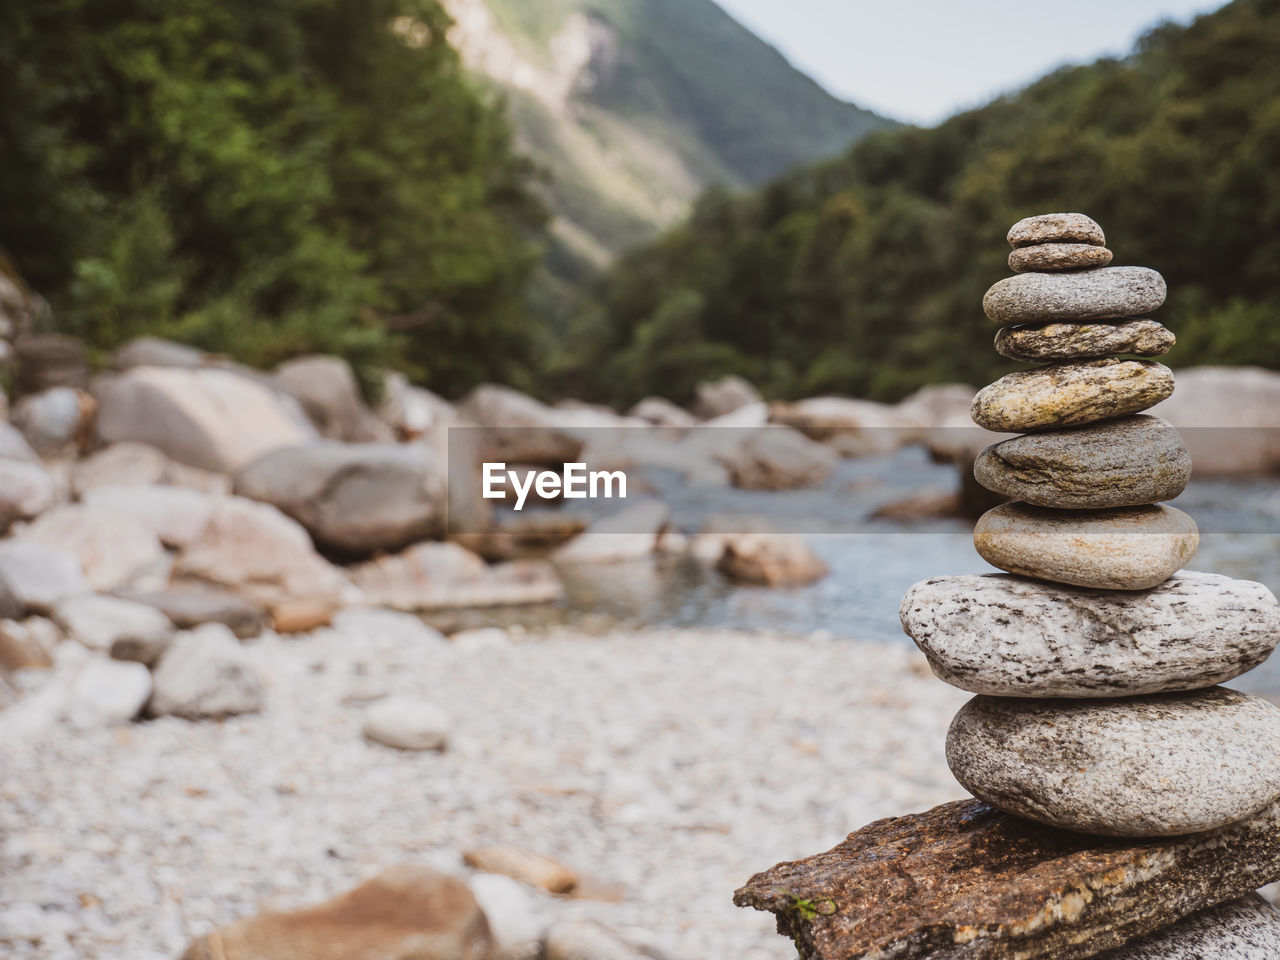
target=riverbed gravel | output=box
[0,623,968,959]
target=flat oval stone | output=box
[995,319,1175,362]
[984,267,1167,324]
[973,415,1190,508]
[901,571,1280,697]
[947,688,1280,836]
[973,501,1198,589]
[1009,243,1113,273]
[1008,212,1105,248]
[1097,895,1280,960]
[970,359,1175,432]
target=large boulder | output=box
[11,386,94,455]
[895,383,977,427]
[423,419,495,541]
[20,504,170,592]
[0,541,87,614]
[94,366,316,473]
[716,427,838,490]
[274,355,391,442]
[0,458,55,532]
[769,396,919,457]
[110,336,207,370]
[179,865,494,960]
[377,372,456,440]
[0,421,39,462]
[717,533,828,586]
[113,585,268,639]
[1149,366,1280,474]
[553,501,670,565]
[52,594,174,655]
[458,384,583,466]
[692,375,762,420]
[628,396,697,429]
[350,542,562,611]
[235,443,445,554]
[174,495,355,606]
[83,484,214,549]
[71,442,229,497]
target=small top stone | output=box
[1008,213,1105,248]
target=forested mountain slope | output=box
[570,0,1280,406]
[442,0,893,271]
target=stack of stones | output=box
[901,214,1280,896]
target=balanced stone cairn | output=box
[734,215,1280,960]
[907,216,1280,926]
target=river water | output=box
[489,446,1280,696]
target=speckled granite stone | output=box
[970,359,1174,433]
[984,267,1166,324]
[947,689,1280,836]
[973,415,1190,508]
[900,571,1280,697]
[995,319,1175,362]
[1007,213,1106,248]
[1009,243,1113,273]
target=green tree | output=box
[573,0,1280,406]
[0,0,546,394]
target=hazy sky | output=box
[713,0,1228,125]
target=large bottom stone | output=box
[733,798,1280,960]
[899,571,1280,697]
[947,689,1280,836]
[973,502,1198,589]
[1097,895,1280,959]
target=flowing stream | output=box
[480,446,1280,696]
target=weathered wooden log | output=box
[734,798,1280,960]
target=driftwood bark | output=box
[733,798,1280,960]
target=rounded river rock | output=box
[984,267,1167,324]
[901,571,1280,697]
[947,688,1280,836]
[973,415,1191,508]
[970,359,1175,433]
[1007,213,1105,248]
[1009,243,1113,273]
[973,501,1198,590]
[995,319,1175,362]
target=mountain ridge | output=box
[440,0,896,269]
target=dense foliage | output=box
[570,0,1280,406]
[0,0,546,395]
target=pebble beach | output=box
[0,622,968,959]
